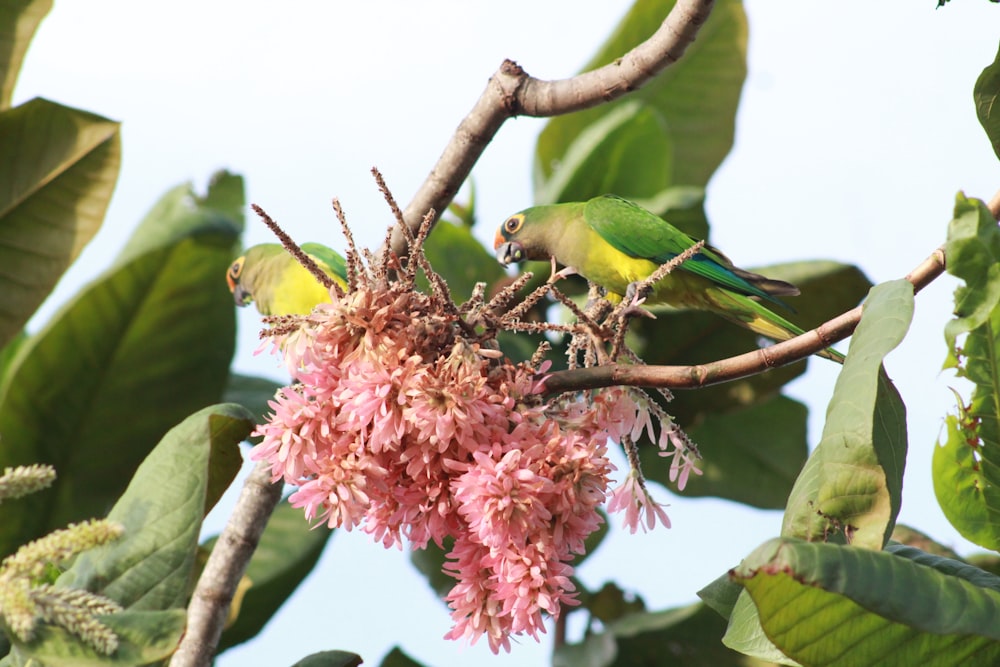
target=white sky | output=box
[13,1,1000,665]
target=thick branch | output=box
[393,0,716,255]
[169,462,283,667]
[541,190,1000,396]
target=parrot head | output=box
[226,256,253,307]
[494,211,536,266]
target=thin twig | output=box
[251,204,335,291]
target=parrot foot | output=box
[621,282,656,320]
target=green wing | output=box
[301,242,348,286]
[582,195,789,307]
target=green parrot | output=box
[494,194,843,362]
[226,242,348,316]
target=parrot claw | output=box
[620,303,656,320]
[548,261,578,284]
[620,282,655,320]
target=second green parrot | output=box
[226,242,348,316]
[494,194,843,362]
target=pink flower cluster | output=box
[252,280,693,652]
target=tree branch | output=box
[169,462,283,667]
[393,0,716,255]
[540,189,1000,396]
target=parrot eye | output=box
[504,214,524,234]
[226,257,245,292]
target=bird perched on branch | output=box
[226,242,348,316]
[494,194,842,362]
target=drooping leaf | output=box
[0,0,52,109]
[935,193,1000,550]
[781,279,912,550]
[729,538,1000,666]
[217,500,334,651]
[642,395,807,509]
[975,41,1000,162]
[0,176,243,557]
[57,404,252,609]
[535,0,747,205]
[0,97,120,348]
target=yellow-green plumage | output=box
[494,195,842,362]
[226,243,348,316]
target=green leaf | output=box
[781,280,912,549]
[942,193,1000,360]
[722,591,794,666]
[556,603,754,667]
[729,538,1000,666]
[535,0,746,204]
[0,97,120,348]
[115,169,245,266]
[421,218,504,302]
[643,395,808,509]
[975,41,1000,162]
[290,650,364,667]
[0,178,242,557]
[58,404,253,610]
[9,609,186,667]
[697,573,743,622]
[410,539,455,601]
[0,329,27,385]
[217,500,333,651]
[223,373,282,423]
[379,647,427,667]
[0,0,52,110]
[935,194,1000,550]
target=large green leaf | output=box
[729,539,1000,666]
[217,500,333,651]
[8,405,252,666]
[0,97,120,348]
[935,193,1000,550]
[535,0,747,205]
[0,177,243,557]
[975,41,1000,162]
[0,0,52,109]
[781,279,912,550]
[642,395,808,509]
